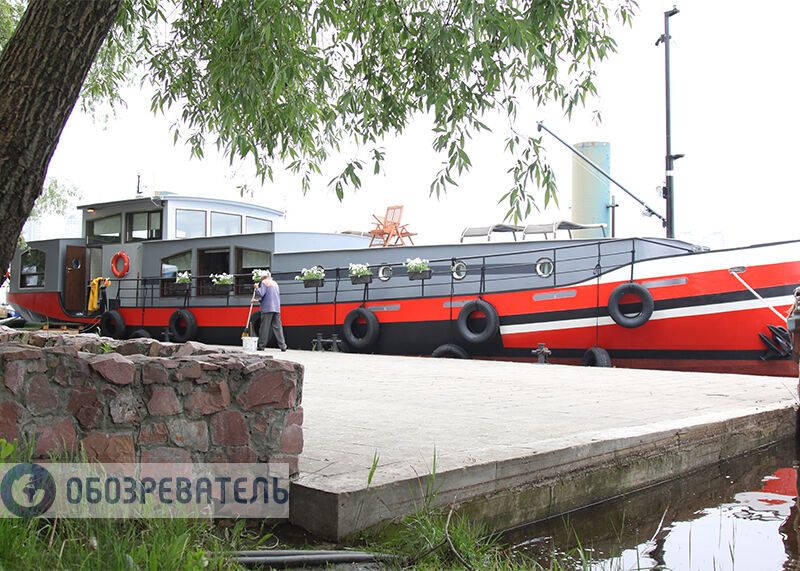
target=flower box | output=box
[350,275,373,285]
[408,269,432,281]
[303,278,324,288]
[172,283,191,295]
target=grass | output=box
[0,517,250,570]
[0,439,276,570]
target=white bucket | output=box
[242,336,258,352]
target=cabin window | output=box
[198,248,231,296]
[175,209,206,238]
[19,249,46,288]
[126,211,162,241]
[86,214,121,244]
[236,248,271,295]
[210,212,242,237]
[161,251,192,296]
[246,217,272,234]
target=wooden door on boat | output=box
[64,245,87,312]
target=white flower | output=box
[211,273,234,285]
[348,263,372,277]
[295,266,325,281]
[404,258,430,273]
[175,271,192,284]
[251,269,269,282]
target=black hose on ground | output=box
[225,549,404,568]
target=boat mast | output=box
[657,6,682,238]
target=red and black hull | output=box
[9,240,800,377]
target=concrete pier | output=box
[260,350,797,540]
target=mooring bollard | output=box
[531,343,551,364]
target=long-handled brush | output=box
[242,290,257,337]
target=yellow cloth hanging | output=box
[88,277,109,313]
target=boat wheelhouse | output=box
[8,195,800,377]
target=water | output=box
[508,438,800,570]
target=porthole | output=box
[71,258,82,270]
[535,257,554,278]
[378,264,393,282]
[451,260,467,280]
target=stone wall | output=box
[0,328,303,473]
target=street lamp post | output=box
[657,6,682,239]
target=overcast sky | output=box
[43,0,800,249]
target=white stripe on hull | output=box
[500,295,794,335]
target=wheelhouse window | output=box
[210,212,242,237]
[198,248,231,296]
[175,209,206,238]
[161,251,192,296]
[236,248,271,295]
[126,211,162,241]
[86,214,121,244]
[19,249,46,288]
[245,216,272,234]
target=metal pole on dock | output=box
[657,6,682,238]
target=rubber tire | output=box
[607,282,654,328]
[99,310,125,339]
[457,299,499,344]
[129,329,152,339]
[582,346,612,367]
[342,308,380,351]
[168,309,198,343]
[432,343,469,359]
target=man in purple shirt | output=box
[254,271,287,351]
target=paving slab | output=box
[255,349,798,540]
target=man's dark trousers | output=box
[258,311,287,350]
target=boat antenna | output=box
[535,122,667,227]
[655,6,683,238]
[136,173,142,196]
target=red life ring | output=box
[110,251,130,278]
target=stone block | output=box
[139,422,169,445]
[0,400,23,441]
[185,381,230,416]
[210,410,249,446]
[67,387,103,429]
[109,390,143,425]
[25,374,59,414]
[146,386,182,416]
[82,432,135,463]
[167,418,209,451]
[3,360,25,395]
[33,417,77,458]
[89,353,135,385]
[142,361,169,384]
[279,424,303,454]
[237,370,296,411]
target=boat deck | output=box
[253,349,797,539]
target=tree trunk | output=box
[0,0,121,273]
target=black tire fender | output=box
[432,343,469,359]
[342,308,380,351]
[129,329,152,339]
[457,299,499,344]
[607,282,654,328]
[99,310,126,339]
[582,346,612,367]
[168,309,198,343]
